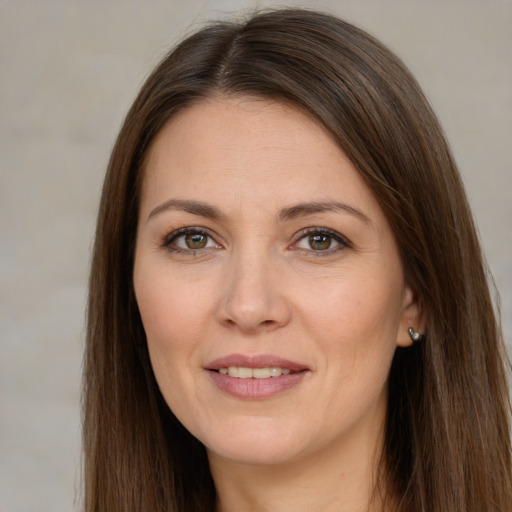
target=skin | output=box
[133,96,423,512]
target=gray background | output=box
[1,0,510,510]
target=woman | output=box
[83,8,512,511]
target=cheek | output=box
[133,267,211,408]
[296,266,403,395]
[134,266,212,410]
[300,271,403,343]
[134,263,214,345]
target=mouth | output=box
[216,366,294,378]
[206,353,308,375]
[205,354,309,399]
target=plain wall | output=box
[1,0,510,510]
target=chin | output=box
[198,417,311,466]
[207,439,304,467]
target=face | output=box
[134,97,420,468]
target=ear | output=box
[396,284,426,348]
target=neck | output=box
[209,420,390,512]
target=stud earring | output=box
[408,327,424,343]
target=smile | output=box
[218,367,292,378]
[206,354,309,399]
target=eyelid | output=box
[291,227,353,252]
[162,226,221,252]
[161,225,351,255]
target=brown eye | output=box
[294,228,350,254]
[308,233,332,250]
[184,232,208,249]
[165,228,218,252]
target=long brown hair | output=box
[84,9,512,511]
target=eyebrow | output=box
[148,199,225,222]
[277,201,371,225]
[147,198,371,226]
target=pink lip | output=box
[205,353,309,400]
[205,353,308,372]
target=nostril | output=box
[217,290,292,332]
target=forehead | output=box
[145,96,340,170]
[140,96,383,225]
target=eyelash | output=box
[162,227,219,255]
[291,227,352,256]
[162,227,352,255]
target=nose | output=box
[216,250,292,334]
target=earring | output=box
[408,327,424,343]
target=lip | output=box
[205,353,310,400]
[205,353,309,372]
